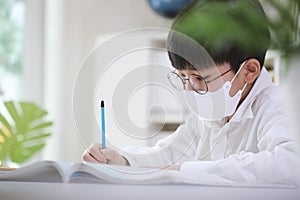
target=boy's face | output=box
[176,63,242,94]
[171,59,261,120]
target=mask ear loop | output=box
[231,61,247,83]
[231,61,248,93]
[197,135,222,159]
[197,118,227,160]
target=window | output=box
[0,0,25,100]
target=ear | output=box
[243,58,261,84]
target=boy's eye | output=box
[195,76,203,81]
[179,73,186,78]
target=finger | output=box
[162,165,181,171]
[88,144,107,163]
[101,149,125,165]
[101,149,116,161]
[82,149,100,163]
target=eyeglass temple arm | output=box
[205,68,232,83]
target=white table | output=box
[0,181,299,200]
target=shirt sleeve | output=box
[180,96,300,186]
[120,115,201,168]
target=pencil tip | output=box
[101,100,104,107]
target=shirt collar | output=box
[230,67,273,123]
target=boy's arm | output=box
[120,115,201,168]
[179,109,299,186]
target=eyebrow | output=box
[191,73,212,80]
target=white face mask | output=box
[185,62,247,121]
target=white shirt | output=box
[121,68,299,186]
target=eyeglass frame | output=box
[167,68,232,95]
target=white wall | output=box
[37,0,172,162]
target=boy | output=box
[82,0,298,185]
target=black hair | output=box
[167,0,270,73]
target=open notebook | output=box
[1,160,213,185]
[0,160,294,188]
[0,161,184,184]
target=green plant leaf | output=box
[0,113,12,133]
[4,101,20,124]
[0,128,8,139]
[11,143,46,163]
[22,122,53,134]
[20,102,48,123]
[0,144,6,161]
[25,132,51,141]
[0,101,53,164]
[0,129,7,160]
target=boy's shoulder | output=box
[248,68,284,109]
[253,83,287,114]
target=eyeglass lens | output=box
[168,72,207,94]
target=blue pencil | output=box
[101,100,106,149]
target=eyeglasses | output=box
[167,68,232,95]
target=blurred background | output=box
[0,0,299,165]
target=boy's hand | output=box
[162,165,181,171]
[82,143,129,166]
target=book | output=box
[0,160,294,188]
[0,160,191,184]
[0,161,172,184]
